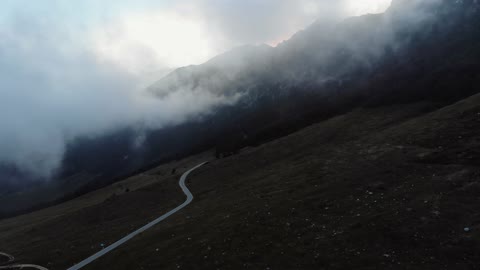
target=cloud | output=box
[91,10,214,72]
[0,12,240,179]
[89,0,392,68]
[184,0,391,47]
[0,0,392,180]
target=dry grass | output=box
[2,95,480,269]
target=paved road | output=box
[0,252,48,270]
[67,162,208,270]
[0,264,49,270]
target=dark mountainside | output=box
[1,0,479,218]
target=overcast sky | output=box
[0,0,392,178]
[0,0,392,77]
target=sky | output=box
[0,0,392,77]
[0,0,392,179]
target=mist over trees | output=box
[1,0,479,216]
[0,0,389,181]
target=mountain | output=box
[1,0,479,218]
[147,0,480,152]
[4,63,480,270]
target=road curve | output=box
[0,252,49,270]
[67,162,208,270]
[0,264,49,270]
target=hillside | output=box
[1,2,480,269]
[2,0,479,218]
[1,91,480,269]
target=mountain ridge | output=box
[1,0,479,218]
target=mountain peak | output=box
[205,44,273,67]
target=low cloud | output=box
[0,0,392,180]
[0,14,240,179]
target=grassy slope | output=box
[0,153,209,268]
[2,94,480,269]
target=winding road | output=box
[67,162,207,270]
[0,252,48,270]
